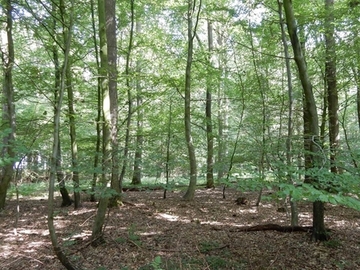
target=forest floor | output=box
[1,187,360,270]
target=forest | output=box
[1,0,360,269]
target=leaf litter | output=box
[0,187,360,269]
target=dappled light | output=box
[1,189,360,269]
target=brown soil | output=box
[1,187,360,270]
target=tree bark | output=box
[119,0,135,189]
[92,0,110,241]
[183,0,200,201]
[60,0,81,208]
[283,0,328,241]
[106,0,120,198]
[132,19,143,186]
[278,0,298,226]
[0,0,16,210]
[205,20,214,188]
[48,1,78,268]
[52,3,71,207]
[325,0,339,174]
[90,0,102,202]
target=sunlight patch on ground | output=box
[237,208,258,214]
[17,228,49,236]
[155,213,191,223]
[69,208,96,216]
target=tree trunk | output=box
[183,0,200,201]
[48,1,78,268]
[205,20,214,188]
[92,0,119,240]
[52,3,71,207]
[164,96,173,199]
[60,0,81,208]
[106,0,120,199]
[132,19,143,186]
[90,0,102,202]
[0,0,16,210]
[283,0,328,241]
[277,0,298,226]
[325,0,338,174]
[92,0,111,242]
[119,0,135,189]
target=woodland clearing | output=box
[1,187,360,270]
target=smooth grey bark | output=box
[132,19,143,185]
[52,5,72,207]
[325,0,339,174]
[106,0,120,199]
[92,0,111,242]
[90,0,102,202]
[60,0,81,208]
[48,1,78,268]
[205,20,214,188]
[283,0,328,241]
[0,0,16,210]
[277,0,298,226]
[119,0,135,189]
[183,0,201,201]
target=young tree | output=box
[283,0,328,241]
[132,18,143,186]
[47,0,79,268]
[205,19,214,188]
[183,0,201,201]
[59,0,81,208]
[92,0,119,242]
[277,0,298,226]
[324,0,338,174]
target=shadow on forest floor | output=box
[1,187,360,269]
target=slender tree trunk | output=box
[0,0,16,210]
[283,0,328,241]
[52,4,71,207]
[106,0,120,199]
[48,1,78,268]
[205,20,214,188]
[119,0,135,188]
[248,20,266,207]
[183,0,201,201]
[164,96,173,199]
[60,0,81,208]
[277,0,298,226]
[216,30,226,181]
[325,0,338,174]
[92,0,111,242]
[90,0,102,202]
[132,19,143,186]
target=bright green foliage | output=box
[1,0,359,211]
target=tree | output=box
[0,0,16,210]
[91,0,119,242]
[119,0,135,189]
[52,2,72,207]
[324,0,339,174]
[183,0,201,201]
[60,0,81,208]
[205,19,214,188]
[132,17,143,186]
[47,0,79,268]
[283,0,328,241]
[278,0,298,226]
